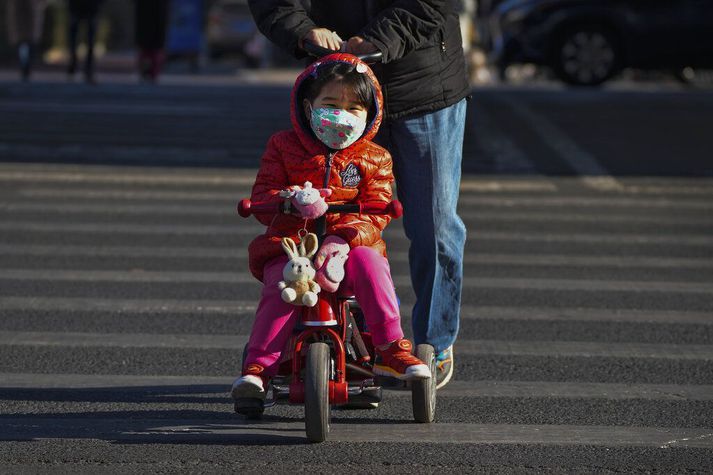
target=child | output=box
[232,53,431,402]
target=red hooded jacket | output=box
[248,53,393,281]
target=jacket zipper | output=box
[323,151,335,188]
[315,151,336,240]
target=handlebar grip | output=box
[359,201,403,218]
[237,199,282,217]
[237,199,251,217]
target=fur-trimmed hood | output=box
[289,53,384,154]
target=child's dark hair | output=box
[299,61,376,122]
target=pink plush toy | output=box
[278,182,348,292]
[279,181,332,219]
[314,235,350,293]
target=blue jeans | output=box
[375,99,468,353]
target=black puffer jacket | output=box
[248,0,470,120]
[68,0,104,17]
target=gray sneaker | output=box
[435,346,453,389]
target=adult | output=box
[248,0,469,388]
[5,0,48,81]
[133,0,170,83]
[67,0,105,84]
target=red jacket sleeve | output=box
[330,150,393,247]
[251,133,289,227]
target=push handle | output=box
[302,41,383,64]
[237,199,402,219]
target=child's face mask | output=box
[309,107,367,150]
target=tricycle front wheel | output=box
[305,342,331,442]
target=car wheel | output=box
[553,25,621,86]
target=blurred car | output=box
[488,0,713,85]
[206,0,261,66]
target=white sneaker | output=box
[231,375,265,400]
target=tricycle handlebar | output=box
[237,199,403,219]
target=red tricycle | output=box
[235,198,437,442]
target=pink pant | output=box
[244,246,404,376]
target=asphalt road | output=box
[0,76,712,473]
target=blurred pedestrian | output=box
[5,0,48,82]
[67,0,105,84]
[133,0,170,83]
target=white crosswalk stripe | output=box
[3,331,713,360]
[1,162,711,467]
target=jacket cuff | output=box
[359,32,392,63]
[292,22,317,58]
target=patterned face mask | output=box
[309,107,367,150]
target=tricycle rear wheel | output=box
[411,344,436,423]
[305,342,331,442]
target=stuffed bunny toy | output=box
[278,233,321,307]
[279,181,332,219]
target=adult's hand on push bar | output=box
[344,36,378,55]
[300,28,343,52]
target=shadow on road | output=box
[0,384,231,404]
[0,383,417,445]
